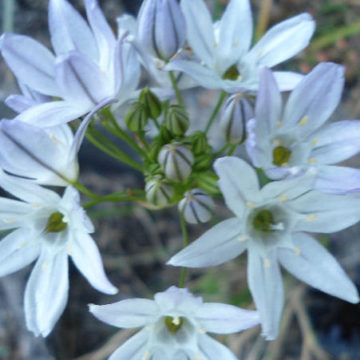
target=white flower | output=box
[165,0,315,92]
[168,157,360,340]
[0,172,117,336]
[0,0,141,127]
[90,286,260,360]
[246,63,360,194]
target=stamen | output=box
[264,258,271,268]
[247,202,255,209]
[276,121,282,128]
[142,351,151,360]
[306,214,318,222]
[279,194,288,202]
[311,138,319,146]
[270,222,284,231]
[294,247,301,255]
[233,40,239,47]
[308,158,317,164]
[299,115,309,126]
[238,236,247,242]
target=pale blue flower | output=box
[90,286,260,360]
[246,63,360,193]
[0,0,140,127]
[0,173,117,336]
[168,157,360,340]
[165,0,315,92]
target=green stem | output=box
[178,213,189,288]
[70,181,99,199]
[255,0,273,41]
[169,71,184,107]
[205,91,226,134]
[309,19,360,52]
[214,143,231,158]
[227,144,237,156]
[85,132,143,172]
[83,191,145,209]
[101,108,149,159]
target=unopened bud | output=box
[139,87,162,120]
[188,131,209,155]
[220,95,253,144]
[178,189,215,224]
[196,172,220,196]
[158,142,194,181]
[145,176,174,206]
[125,102,148,131]
[137,0,186,61]
[164,105,189,136]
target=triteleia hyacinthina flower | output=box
[168,157,360,340]
[90,286,260,360]
[0,172,117,336]
[0,0,140,127]
[137,0,187,61]
[246,63,360,194]
[165,0,315,92]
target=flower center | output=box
[252,210,276,233]
[164,316,184,334]
[222,64,240,80]
[272,146,291,166]
[45,212,67,233]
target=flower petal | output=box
[247,250,284,340]
[84,0,116,71]
[216,0,252,73]
[108,329,149,360]
[0,120,75,185]
[315,166,360,194]
[24,249,69,337]
[89,299,158,328]
[0,169,60,205]
[181,0,215,66]
[56,51,112,106]
[310,120,360,164]
[278,232,359,303]
[0,197,33,230]
[198,333,237,360]
[165,59,222,89]
[291,191,360,233]
[0,229,40,277]
[167,218,246,267]
[255,67,282,141]
[49,0,98,60]
[16,100,85,127]
[214,157,260,217]
[273,71,303,91]
[196,303,259,334]
[246,13,315,67]
[0,33,59,96]
[282,62,345,135]
[71,231,118,295]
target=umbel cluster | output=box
[0,0,359,359]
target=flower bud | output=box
[178,189,215,224]
[187,131,209,155]
[164,105,189,136]
[220,95,254,144]
[196,171,221,196]
[158,142,194,181]
[137,0,186,61]
[139,87,162,120]
[125,102,148,131]
[145,176,174,207]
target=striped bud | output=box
[145,176,174,206]
[137,0,186,61]
[125,102,148,131]
[158,142,194,181]
[139,87,162,120]
[164,105,189,136]
[178,189,215,224]
[220,95,253,144]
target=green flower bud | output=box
[139,87,162,120]
[220,94,253,144]
[125,102,148,131]
[145,176,174,207]
[195,171,220,195]
[188,131,209,155]
[178,189,215,224]
[193,153,213,171]
[158,142,194,182]
[164,105,189,136]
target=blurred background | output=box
[0,0,360,359]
